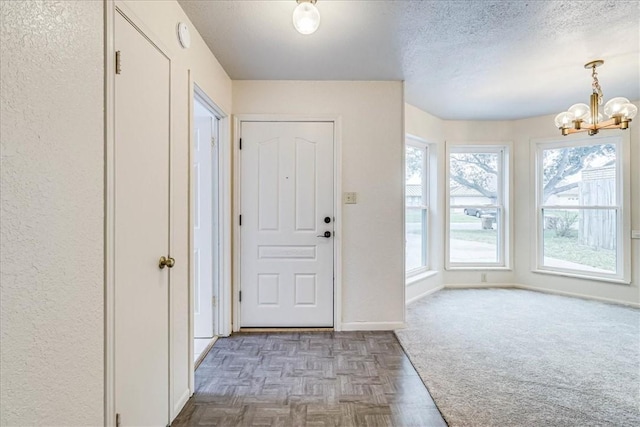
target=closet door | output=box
[114,11,171,426]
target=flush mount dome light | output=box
[293,0,320,35]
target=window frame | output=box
[445,142,511,270]
[533,134,630,284]
[405,135,430,278]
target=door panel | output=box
[114,12,170,426]
[240,122,334,327]
[193,110,214,338]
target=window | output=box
[405,137,429,276]
[535,136,629,282]
[446,144,510,268]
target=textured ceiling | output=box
[178,0,640,120]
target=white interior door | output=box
[114,12,170,426]
[240,121,334,327]
[193,100,215,338]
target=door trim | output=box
[232,115,343,332]
[104,1,115,424]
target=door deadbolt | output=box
[324,216,331,223]
[159,256,175,269]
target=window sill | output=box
[532,269,630,285]
[406,270,438,286]
[446,266,512,271]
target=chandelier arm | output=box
[563,127,588,136]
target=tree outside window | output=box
[536,138,623,278]
[447,145,509,268]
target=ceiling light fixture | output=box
[293,0,320,35]
[555,60,637,136]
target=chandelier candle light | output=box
[554,60,637,136]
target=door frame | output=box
[232,115,343,332]
[188,82,231,393]
[191,86,222,339]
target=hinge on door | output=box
[212,296,217,307]
[239,291,242,302]
[115,51,121,74]
[211,136,216,147]
[116,413,121,427]
[239,138,242,150]
[239,215,242,226]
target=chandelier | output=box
[554,60,637,136]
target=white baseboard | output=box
[172,388,191,421]
[340,321,406,331]
[194,336,218,370]
[440,282,639,307]
[343,284,637,334]
[406,285,444,304]
[514,284,640,308]
[444,283,517,289]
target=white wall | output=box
[405,104,446,301]
[512,104,640,305]
[233,81,405,329]
[115,0,233,418]
[0,2,104,425]
[121,0,231,113]
[442,119,516,286]
[405,102,640,306]
[405,104,516,301]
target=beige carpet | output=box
[395,288,640,427]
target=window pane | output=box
[542,143,616,206]
[406,146,424,206]
[542,208,617,273]
[449,208,498,264]
[449,152,498,206]
[406,208,426,271]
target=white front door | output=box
[114,11,170,426]
[193,100,215,338]
[240,121,334,327]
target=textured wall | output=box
[0,1,104,425]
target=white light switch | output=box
[343,192,357,204]
[632,230,640,239]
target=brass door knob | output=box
[159,256,175,269]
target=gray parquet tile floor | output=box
[173,331,446,427]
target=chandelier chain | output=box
[591,65,603,105]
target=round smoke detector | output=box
[177,22,191,49]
